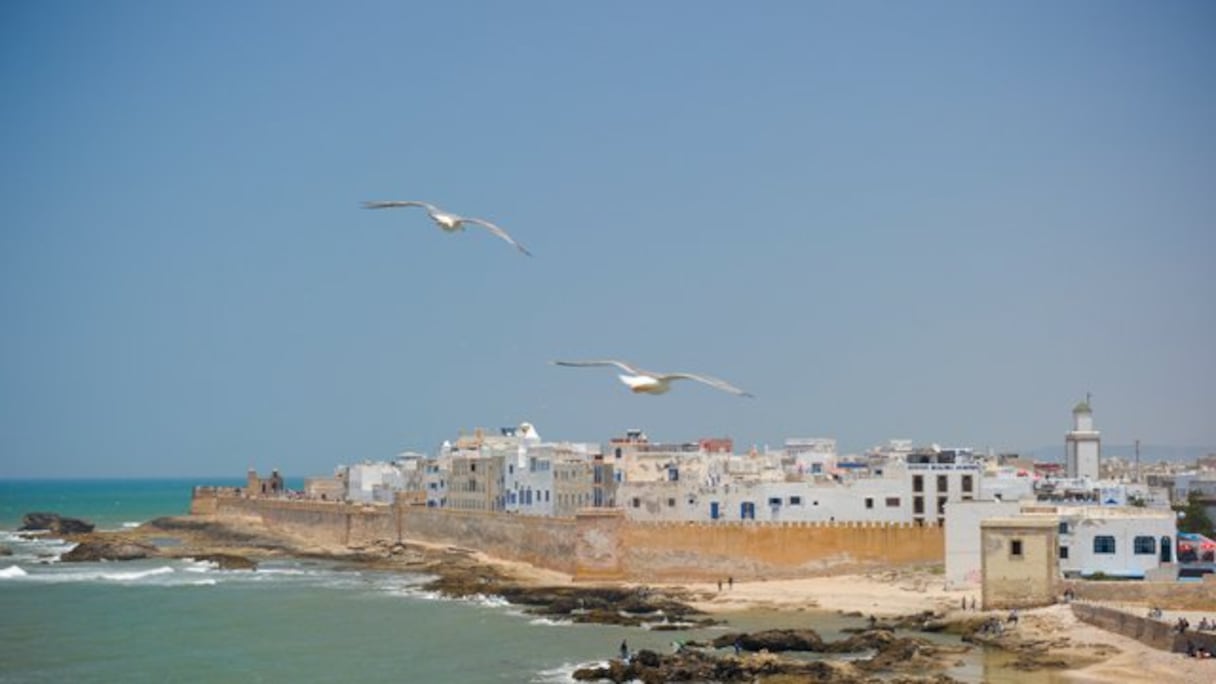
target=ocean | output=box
[0,479,1053,683]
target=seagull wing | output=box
[552,359,644,375]
[460,217,532,256]
[661,373,754,398]
[362,200,440,212]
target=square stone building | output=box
[981,517,1058,610]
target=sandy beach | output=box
[649,568,1215,683]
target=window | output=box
[668,467,679,482]
[937,475,948,491]
[631,497,640,508]
[789,496,802,505]
[768,497,782,507]
[937,496,947,515]
[1011,539,1023,558]
[1094,536,1116,554]
[912,475,924,493]
[962,475,973,493]
[1058,522,1069,535]
[1060,546,1069,559]
[470,462,477,472]
[865,497,874,510]
[913,497,924,514]
[1134,536,1156,555]
[885,497,900,507]
[667,498,676,507]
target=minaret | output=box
[1065,396,1101,480]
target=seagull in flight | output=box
[362,200,532,256]
[552,359,754,398]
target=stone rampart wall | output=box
[194,491,945,581]
[1071,603,1216,654]
[399,507,579,574]
[618,520,945,581]
[1064,576,1216,611]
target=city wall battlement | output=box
[191,487,944,581]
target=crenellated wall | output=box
[191,488,944,581]
[618,519,944,581]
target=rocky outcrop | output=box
[190,553,258,570]
[0,545,12,556]
[60,539,159,562]
[20,512,94,535]
[426,567,717,628]
[709,629,827,652]
[573,649,851,683]
[572,639,966,684]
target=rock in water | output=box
[190,554,258,571]
[20,512,95,535]
[60,540,159,562]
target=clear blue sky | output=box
[2,1,1213,478]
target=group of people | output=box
[1172,615,1216,633]
[716,577,734,592]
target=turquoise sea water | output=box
[0,479,1054,683]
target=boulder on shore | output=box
[20,512,95,535]
[60,539,159,562]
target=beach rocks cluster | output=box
[423,561,716,628]
[60,539,160,562]
[573,629,967,683]
[20,512,94,535]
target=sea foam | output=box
[0,565,29,579]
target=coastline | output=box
[48,511,1216,683]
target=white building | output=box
[1065,399,1100,480]
[944,500,1022,588]
[346,461,406,503]
[1046,504,1177,578]
[946,501,1178,585]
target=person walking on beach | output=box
[619,640,628,661]
[728,576,733,590]
[717,579,722,592]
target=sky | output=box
[1,1,1213,478]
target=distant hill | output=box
[1024,444,1216,465]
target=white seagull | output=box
[362,200,532,256]
[552,359,754,398]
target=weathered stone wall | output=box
[210,496,353,546]
[1071,603,1216,654]
[194,491,944,581]
[1064,576,1216,611]
[398,506,579,575]
[616,520,945,581]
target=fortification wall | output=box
[192,491,945,581]
[617,520,945,581]
[211,496,354,547]
[1071,603,1216,653]
[399,507,578,574]
[1064,576,1216,611]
